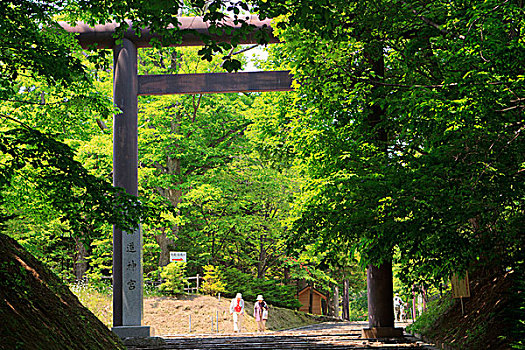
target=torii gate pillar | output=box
[362,262,403,338]
[111,37,150,338]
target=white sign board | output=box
[170,251,187,263]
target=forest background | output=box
[0,0,523,344]
[0,2,367,312]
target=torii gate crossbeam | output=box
[138,71,293,95]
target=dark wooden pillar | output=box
[361,42,402,339]
[112,38,149,338]
[367,262,394,328]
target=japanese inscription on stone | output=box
[122,226,143,325]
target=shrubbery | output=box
[200,264,226,296]
[508,264,525,349]
[406,294,454,336]
[159,262,187,295]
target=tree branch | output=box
[400,1,465,40]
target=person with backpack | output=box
[254,294,269,333]
[393,293,404,322]
[229,292,245,333]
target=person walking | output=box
[254,295,269,333]
[229,293,245,333]
[393,293,403,322]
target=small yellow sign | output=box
[451,271,470,298]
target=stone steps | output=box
[126,333,430,350]
[124,322,434,350]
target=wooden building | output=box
[297,286,327,315]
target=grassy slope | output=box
[0,234,124,350]
[408,269,518,350]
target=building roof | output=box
[297,286,327,300]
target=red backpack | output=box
[234,299,242,312]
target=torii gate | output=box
[63,17,399,339]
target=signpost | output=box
[451,272,470,298]
[170,251,187,263]
[451,271,470,315]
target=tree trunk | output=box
[74,237,88,281]
[284,266,291,281]
[342,279,350,320]
[363,41,396,330]
[327,284,334,316]
[321,298,327,315]
[155,176,183,266]
[367,262,395,328]
[334,284,340,319]
[257,234,267,279]
[155,227,177,267]
[309,282,314,314]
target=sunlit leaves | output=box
[273,0,525,288]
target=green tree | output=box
[257,0,525,289]
[159,262,188,295]
[0,125,156,278]
[176,154,300,278]
[137,46,255,266]
[200,264,226,296]
[0,0,167,279]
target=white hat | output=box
[257,295,264,301]
[236,293,242,299]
